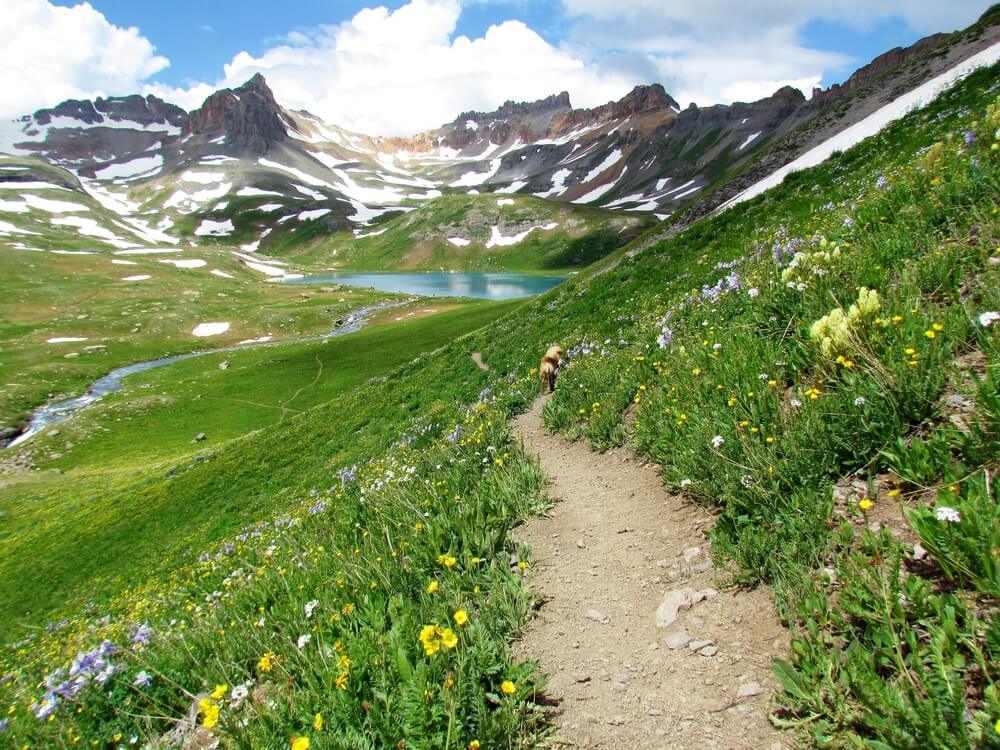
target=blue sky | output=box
[7,0,990,135]
[54,0,938,90]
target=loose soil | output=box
[512,395,790,749]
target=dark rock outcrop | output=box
[182,73,293,155]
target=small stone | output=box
[821,567,838,584]
[664,631,691,649]
[701,587,719,599]
[697,645,718,657]
[612,674,630,685]
[683,546,701,562]
[688,639,713,652]
[608,716,625,726]
[737,681,764,698]
[576,539,586,549]
[574,674,591,683]
[585,610,609,624]
[913,543,928,560]
[219,360,230,370]
[648,708,663,716]
[655,588,694,628]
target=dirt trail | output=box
[512,396,789,749]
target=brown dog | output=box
[539,345,564,393]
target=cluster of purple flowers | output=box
[308,498,327,515]
[338,465,358,485]
[35,640,119,719]
[770,227,806,266]
[700,271,741,303]
[656,312,675,349]
[446,424,463,443]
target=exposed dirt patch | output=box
[512,396,789,749]
[471,352,490,372]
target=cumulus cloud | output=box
[147,0,633,136]
[0,0,168,118]
[560,0,989,105]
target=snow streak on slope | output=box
[721,41,1000,210]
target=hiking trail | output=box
[512,395,789,749]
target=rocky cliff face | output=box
[182,73,293,155]
[33,94,186,128]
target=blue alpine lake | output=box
[285,271,565,300]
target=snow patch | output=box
[47,337,88,343]
[447,237,471,247]
[738,131,761,150]
[485,222,558,247]
[192,322,230,337]
[121,274,151,281]
[298,208,331,221]
[194,219,235,236]
[210,269,235,278]
[95,154,163,180]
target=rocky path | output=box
[512,396,789,749]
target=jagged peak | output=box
[453,91,572,125]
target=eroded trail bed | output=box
[512,396,789,749]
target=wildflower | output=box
[748,287,760,298]
[0,719,7,732]
[935,506,962,523]
[454,609,469,626]
[680,479,692,488]
[859,498,874,511]
[419,625,441,656]
[437,554,457,568]
[304,600,319,619]
[230,684,250,705]
[978,311,1000,327]
[313,713,324,732]
[924,329,936,339]
[711,435,725,448]
[257,652,276,673]
[198,698,219,729]
[790,398,802,408]
[470,741,481,749]
[887,488,901,497]
[131,623,152,646]
[291,737,310,750]
[426,580,439,594]
[501,680,517,696]
[133,671,152,688]
[440,628,459,650]
[210,684,228,700]
[854,397,866,406]
[297,634,312,649]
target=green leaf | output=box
[772,659,812,701]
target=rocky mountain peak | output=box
[182,73,292,155]
[32,94,186,128]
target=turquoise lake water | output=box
[285,271,565,300]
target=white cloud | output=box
[147,0,636,136]
[0,0,169,118]
[557,0,989,107]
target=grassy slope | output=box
[0,298,520,636]
[0,246,390,429]
[1,65,998,748]
[282,194,653,272]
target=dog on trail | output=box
[539,345,564,393]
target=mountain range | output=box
[0,10,997,266]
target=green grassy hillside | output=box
[1,64,998,749]
[291,193,654,272]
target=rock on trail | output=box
[512,395,788,749]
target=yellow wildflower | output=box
[198,699,219,729]
[469,741,481,749]
[210,684,228,701]
[258,652,276,673]
[426,580,439,594]
[887,489,901,497]
[924,330,936,339]
[859,498,874,511]
[440,628,459,650]
[437,554,457,568]
[501,680,517,696]
[454,609,469,626]
[291,737,310,750]
[313,713,324,732]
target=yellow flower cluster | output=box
[780,239,844,285]
[419,624,459,656]
[809,287,880,357]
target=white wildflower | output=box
[297,634,312,649]
[854,397,866,406]
[305,599,319,619]
[711,435,725,448]
[747,287,760,298]
[934,506,962,523]
[978,310,999,327]
[790,399,802,408]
